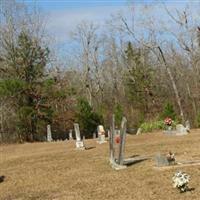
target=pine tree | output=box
[1,31,52,141]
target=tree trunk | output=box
[158,46,185,123]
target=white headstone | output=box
[74,123,85,150]
[47,124,52,142]
[97,125,105,134]
[76,141,85,149]
[97,125,107,144]
[136,128,142,135]
[74,123,81,141]
[69,129,73,140]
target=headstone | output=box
[69,129,73,140]
[155,153,170,167]
[47,124,53,142]
[155,152,176,167]
[136,128,142,135]
[176,124,188,135]
[185,120,190,132]
[109,116,128,170]
[97,125,107,144]
[109,115,148,170]
[74,123,85,150]
[118,117,127,165]
[109,115,115,165]
[93,132,96,139]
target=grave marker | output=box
[47,124,53,142]
[109,115,148,170]
[69,129,73,140]
[97,125,107,144]
[74,123,85,150]
[93,132,96,139]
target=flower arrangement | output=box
[164,117,173,126]
[164,117,174,131]
[166,151,176,165]
[172,171,190,192]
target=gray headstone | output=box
[109,115,115,164]
[118,117,127,165]
[155,153,170,167]
[185,120,190,132]
[176,124,188,135]
[47,124,52,142]
[93,132,96,139]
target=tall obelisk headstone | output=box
[74,123,85,150]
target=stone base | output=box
[76,141,85,150]
[97,140,107,144]
[163,130,189,136]
[111,162,127,170]
[97,135,107,144]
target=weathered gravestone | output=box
[155,152,176,167]
[136,128,142,135]
[109,115,147,170]
[93,132,96,139]
[97,125,107,144]
[69,129,74,140]
[176,124,189,136]
[47,124,53,142]
[155,153,170,167]
[185,120,190,132]
[74,123,85,150]
[163,121,190,136]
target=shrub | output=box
[161,102,177,120]
[140,120,165,133]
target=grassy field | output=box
[1,130,200,200]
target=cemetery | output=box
[1,1,200,199]
[1,115,200,199]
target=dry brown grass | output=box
[1,130,200,200]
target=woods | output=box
[1,0,200,142]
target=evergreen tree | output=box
[1,31,52,141]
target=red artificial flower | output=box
[115,136,120,144]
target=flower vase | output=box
[167,126,172,131]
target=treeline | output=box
[1,1,200,142]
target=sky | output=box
[17,0,138,58]
[16,0,200,60]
